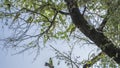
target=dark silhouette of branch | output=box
[97,17,108,31]
[82,6,87,16]
[65,0,120,64]
[52,8,70,15]
[58,10,70,15]
[22,8,51,22]
[96,9,109,32]
[97,2,119,32]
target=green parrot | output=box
[49,58,53,67]
[45,58,54,68]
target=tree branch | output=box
[97,16,108,31]
[50,45,79,68]
[65,0,120,64]
[52,8,70,15]
[97,2,119,32]
[82,6,87,16]
[83,52,104,68]
[96,9,110,31]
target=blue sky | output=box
[0,10,99,68]
[0,41,58,68]
[0,50,39,68]
[0,24,99,68]
[0,40,76,68]
[0,40,98,68]
[0,23,44,68]
[0,19,68,68]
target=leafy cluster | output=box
[0,0,120,68]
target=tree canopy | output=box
[0,0,120,68]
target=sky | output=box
[0,38,99,68]
[0,40,66,68]
[0,21,100,68]
[0,5,99,68]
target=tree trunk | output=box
[64,0,120,64]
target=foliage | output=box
[0,0,120,68]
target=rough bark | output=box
[64,0,120,64]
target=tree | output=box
[0,0,120,68]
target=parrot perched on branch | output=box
[45,58,54,68]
